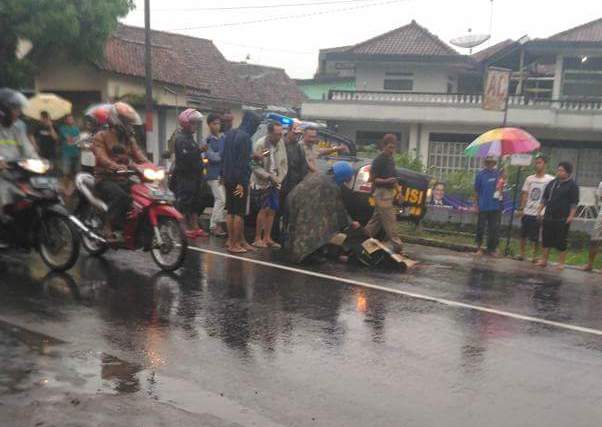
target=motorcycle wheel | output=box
[38,215,81,272]
[80,208,108,256]
[151,217,187,272]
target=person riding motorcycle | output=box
[0,89,39,218]
[92,102,149,240]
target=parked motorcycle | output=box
[0,158,83,271]
[74,163,188,272]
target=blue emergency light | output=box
[266,113,294,127]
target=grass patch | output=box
[398,222,602,269]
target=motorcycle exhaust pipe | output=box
[68,215,107,244]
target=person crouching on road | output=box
[251,121,288,249]
[537,161,579,271]
[174,108,207,240]
[517,154,553,262]
[364,134,403,253]
[222,111,262,254]
[205,113,227,237]
[474,156,503,257]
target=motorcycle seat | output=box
[75,172,108,212]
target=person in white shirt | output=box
[517,154,554,262]
[584,180,602,273]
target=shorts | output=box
[592,210,602,242]
[542,218,570,252]
[62,155,80,177]
[260,187,280,211]
[520,215,541,243]
[225,183,248,217]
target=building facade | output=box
[301,19,602,189]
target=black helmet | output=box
[0,87,27,127]
[0,88,28,127]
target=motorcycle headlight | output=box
[19,159,50,174]
[143,168,166,181]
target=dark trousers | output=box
[476,210,500,252]
[95,180,132,226]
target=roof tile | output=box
[348,20,459,57]
[548,17,602,42]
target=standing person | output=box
[584,180,602,273]
[34,111,59,166]
[517,154,554,262]
[300,127,347,173]
[474,156,503,256]
[205,113,227,237]
[281,123,308,221]
[222,111,262,254]
[251,121,288,249]
[220,112,234,133]
[364,134,403,253]
[58,114,80,195]
[173,109,207,240]
[537,161,579,271]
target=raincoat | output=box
[285,173,351,263]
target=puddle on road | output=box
[0,321,148,398]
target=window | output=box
[427,134,480,179]
[355,131,401,148]
[383,72,414,91]
[541,145,602,187]
[562,57,602,99]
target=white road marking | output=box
[188,246,602,337]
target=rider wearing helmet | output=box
[92,101,149,239]
[173,108,206,239]
[0,88,39,224]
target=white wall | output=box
[355,62,456,93]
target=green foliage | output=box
[444,169,476,199]
[0,0,134,87]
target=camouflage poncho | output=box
[285,173,351,263]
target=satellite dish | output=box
[450,33,491,49]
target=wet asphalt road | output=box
[1,240,602,427]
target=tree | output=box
[0,0,134,88]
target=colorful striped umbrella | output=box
[464,128,541,158]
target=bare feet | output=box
[555,265,565,272]
[536,260,547,268]
[583,264,594,272]
[228,245,247,254]
[266,240,281,249]
[475,249,485,257]
[242,241,256,252]
[252,240,268,248]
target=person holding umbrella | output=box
[474,156,503,256]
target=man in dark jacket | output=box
[222,111,262,253]
[537,161,580,271]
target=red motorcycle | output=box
[74,163,188,272]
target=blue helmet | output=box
[332,161,354,186]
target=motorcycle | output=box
[74,163,188,272]
[0,158,85,271]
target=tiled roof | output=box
[472,39,515,63]
[347,20,460,57]
[548,17,602,42]
[97,25,243,102]
[230,62,306,108]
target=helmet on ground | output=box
[332,161,354,186]
[84,103,112,128]
[0,88,28,127]
[178,108,203,132]
[109,101,142,134]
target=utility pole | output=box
[144,0,153,156]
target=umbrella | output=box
[23,93,72,121]
[464,127,541,158]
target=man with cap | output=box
[474,156,503,256]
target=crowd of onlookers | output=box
[470,154,601,272]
